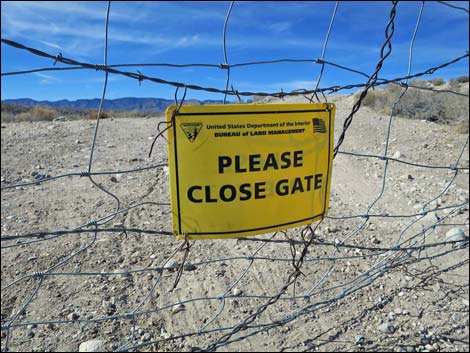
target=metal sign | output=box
[167,103,335,240]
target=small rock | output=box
[355,335,365,344]
[79,340,106,352]
[172,303,185,314]
[378,322,395,334]
[232,288,243,296]
[26,330,35,338]
[110,176,118,183]
[68,312,80,321]
[388,312,396,320]
[371,237,381,244]
[141,333,151,342]
[164,259,179,270]
[425,344,435,352]
[393,151,402,159]
[183,261,197,271]
[445,228,467,242]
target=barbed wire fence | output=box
[1,1,469,352]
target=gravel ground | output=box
[1,94,469,352]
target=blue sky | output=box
[1,1,469,101]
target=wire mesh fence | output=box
[1,1,469,352]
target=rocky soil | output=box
[1,94,469,352]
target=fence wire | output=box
[1,1,469,352]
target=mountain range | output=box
[1,97,225,112]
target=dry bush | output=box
[88,110,111,120]
[1,105,57,122]
[30,106,57,121]
[356,79,469,124]
[430,78,445,86]
[452,121,469,134]
[455,75,469,83]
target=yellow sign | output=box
[166,103,335,240]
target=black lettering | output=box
[235,156,247,173]
[254,182,266,199]
[187,186,203,203]
[220,185,237,202]
[314,174,323,189]
[239,183,252,201]
[291,177,304,193]
[293,150,303,167]
[276,179,289,196]
[280,151,291,169]
[205,185,217,202]
[249,154,261,172]
[304,175,313,191]
[218,156,231,174]
[263,153,278,170]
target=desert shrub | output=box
[1,105,56,122]
[393,87,468,123]
[430,78,445,86]
[15,112,33,122]
[455,75,469,83]
[88,110,111,120]
[29,106,56,121]
[354,78,468,123]
[452,122,469,134]
[0,111,16,123]
[359,90,378,107]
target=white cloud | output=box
[33,72,62,85]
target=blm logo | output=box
[312,118,327,133]
[180,123,203,142]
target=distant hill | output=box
[1,97,225,112]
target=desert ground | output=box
[1,93,469,352]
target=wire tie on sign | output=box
[279,88,285,100]
[53,52,63,66]
[400,82,409,88]
[217,295,225,301]
[246,256,254,261]
[137,70,143,86]
[315,58,325,64]
[79,171,90,177]
[1,323,9,331]
[362,214,370,220]
[219,63,230,70]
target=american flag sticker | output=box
[312,118,327,133]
